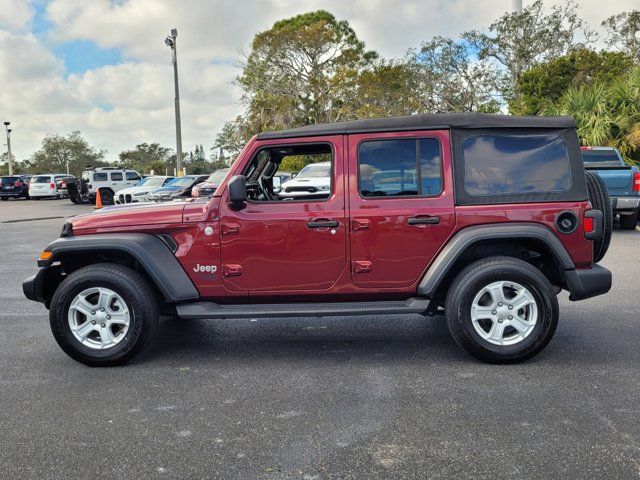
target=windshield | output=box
[32,176,52,183]
[165,177,195,187]
[296,163,330,179]
[139,176,168,187]
[1,177,20,185]
[206,169,229,184]
[582,150,621,166]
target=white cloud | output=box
[0,0,34,32]
[1,0,638,165]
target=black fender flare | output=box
[417,223,575,297]
[39,233,199,302]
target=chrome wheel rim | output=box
[470,281,538,346]
[68,287,131,350]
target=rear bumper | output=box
[563,264,612,301]
[611,196,640,213]
[0,191,22,197]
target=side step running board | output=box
[176,297,430,320]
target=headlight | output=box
[133,191,149,196]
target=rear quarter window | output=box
[93,172,108,181]
[32,176,52,183]
[462,135,571,195]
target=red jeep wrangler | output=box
[23,114,613,366]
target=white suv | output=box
[278,161,331,199]
[115,176,175,205]
[81,168,142,204]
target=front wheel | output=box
[49,264,159,366]
[445,256,558,364]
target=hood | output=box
[152,186,185,195]
[117,185,157,195]
[282,176,330,188]
[70,202,186,232]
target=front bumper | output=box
[563,264,612,301]
[23,268,47,303]
[611,196,640,213]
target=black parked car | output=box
[0,175,31,200]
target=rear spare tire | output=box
[585,171,612,262]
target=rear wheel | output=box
[445,256,558,364]
[585,171,612,261]
[1,197,7,201]
[620,210,638,230]
[49,264,159,367]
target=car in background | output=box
[67,168,143,205]
[28,174,72,199]
[0,175,31,200]
[582,146,640,229]
[54,175,75,198]
[149,175,208,202]
[115,175,175,205]
[191,169,229,197]
[278,162,331,199]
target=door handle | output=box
[407,216,440,225]
[307,219,339,228]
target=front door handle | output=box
[407,216,440,225]
[307,219,339,229]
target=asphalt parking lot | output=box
[1,198,639,480]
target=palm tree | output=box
[542,66,640,164]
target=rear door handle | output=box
[307,219,339,228]
[407,216,440,225]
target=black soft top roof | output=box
[257,113,576,140]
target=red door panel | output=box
[347,130,456,289]
[219,136,347,293]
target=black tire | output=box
[1,197,8,201]
[99,189,114,205]
[49,263,159,367]
[585,171,612,262]
[69,195,80,204]
[619,210,638,230]
[445,256,559,364]
[34,197,40,200]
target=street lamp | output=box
[4,122,13,176]
[165,28,183,177]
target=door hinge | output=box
[352,260,372,274]
[222,264,243,277]
[221,223,240,236]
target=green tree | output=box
[29,131,107,176]
[542,66,640,163]
[118,143,173,174]
[185,145,213,174]
[408,37,501,113]
[510,49,633,114]
[237,10,378,133]
[602,10,640,63]
[464,0,594,99]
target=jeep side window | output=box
[243,143,333,202]
[126,172,141,181]
[93,172,108,182]
[462,135,571,196]
[358,138,442,197]
[110,172,123,181]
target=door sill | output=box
[176,297,429,319]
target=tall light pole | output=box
[165,28,183,177]
[4,122,13,176]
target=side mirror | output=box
[228,175,247,204]
[273,176,282,193]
